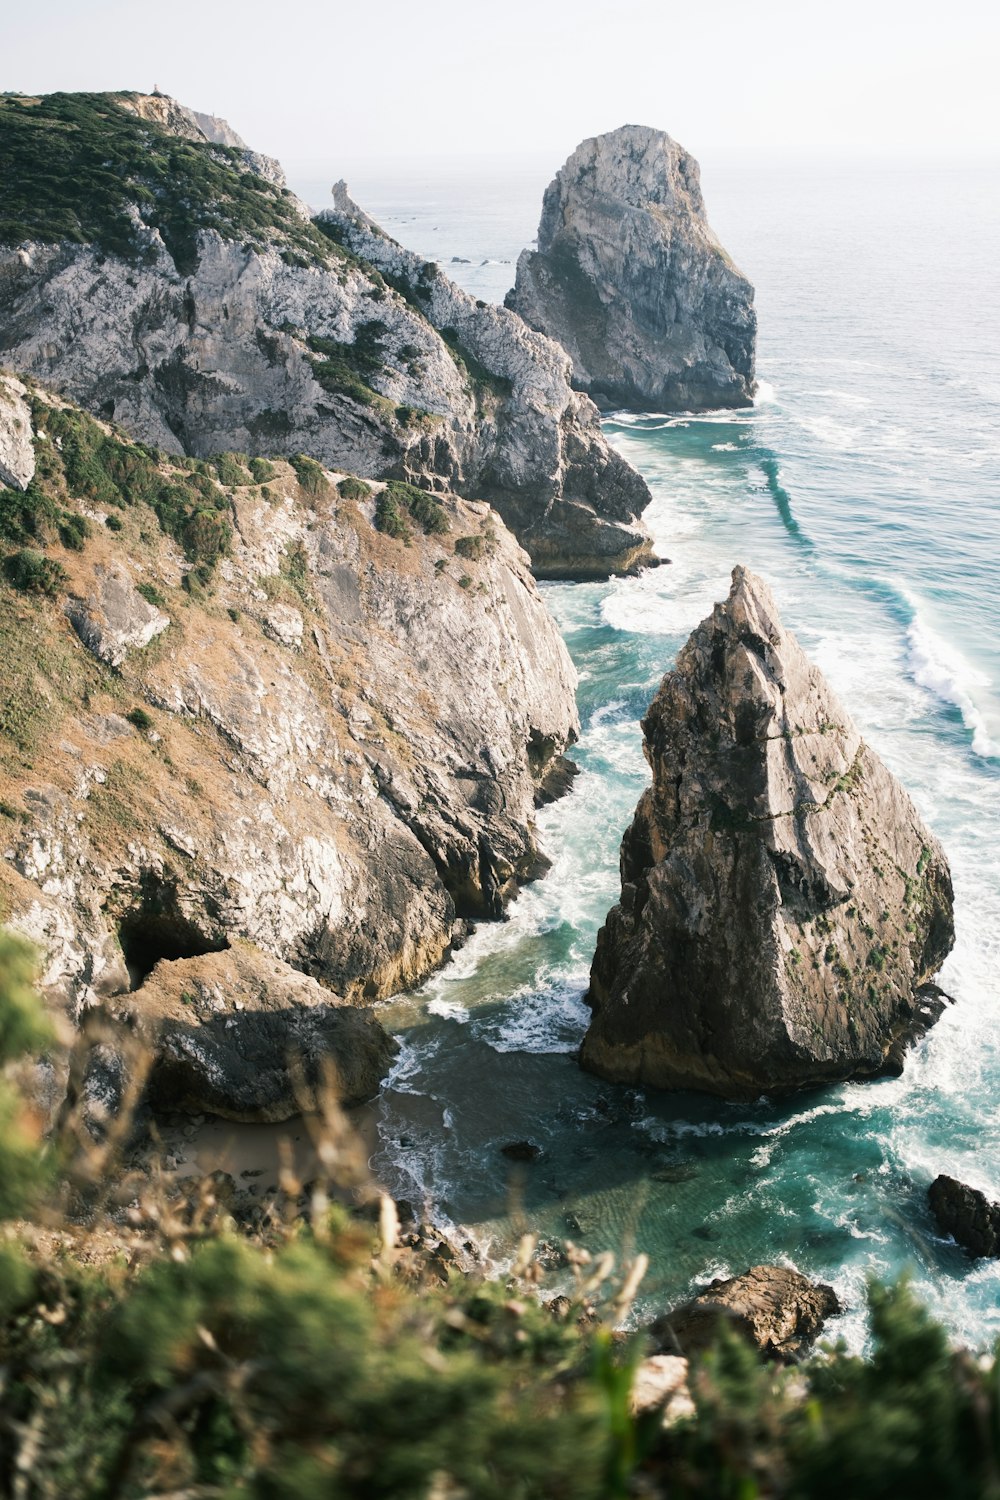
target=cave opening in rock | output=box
[117,873,229,989]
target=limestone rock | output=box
[929,1174,1000,1259]
[117,945,398,1121]
[583,566,955,1098]
[0,374,35,491]
[65,565,170,667]
[0,91,653,580]
[656,1265,840,1362]
[507,125,756,413]
[1,392,579,1026]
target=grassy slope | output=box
[0,91,332,275]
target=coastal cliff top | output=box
[0,90,319,272]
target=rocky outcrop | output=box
[0,92,653,579]
[318,186,654,578]
[0,374,35,491]
[655,1266,840,1362]
[507,125,756,413]
[120,945,398,1121]
[65,565,170,667]
[583,567,954,1098]
[0,389,579,1044]
[929,1175,1000,1259]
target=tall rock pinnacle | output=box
[582,567,955,1098]
[507,124,756,413]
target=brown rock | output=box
[657,1265,840,1362]
[117,944,398,1122]
[582,566,955,1098]
[929,1174,1000,1259]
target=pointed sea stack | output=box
[582,567,955,1099]
[507,124,756,412]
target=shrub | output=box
[249,457,277,484]
[455,530,496,563]
[57,512,91,550]
[384,480,449,536]
[3,547,67,596]
[213,452,251,487]
[105,513,123,532]
[126,706,153,732]
[290,454,328,497]
[136,581,166,608]
[337,476,371,501]
[374,490,411,542]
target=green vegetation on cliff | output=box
[1,938,1000,1499]
[0,92,331,275]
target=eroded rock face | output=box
[507,125,756,413]
[929,1175,1000,1259]
[0,374,35,490]
[1,392,579,1026]
[583,566,955,1098]
[0,93,653,580]
[320,186,654,578]
[656,1265,840,1362]
[119,946,398,1121]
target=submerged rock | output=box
[119,945,398,1121]
[929,1174,1000,1259]
[655,1265,840,1362]
[582,566,955,1098]
[507,125,756,413]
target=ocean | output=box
[294,152,1000,1348]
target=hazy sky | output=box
[5,0,999,177]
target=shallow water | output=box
[296,154,1000,1348]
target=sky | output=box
[4,0,999,180]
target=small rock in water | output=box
[654,1265,840,1363]
[500,1139,542,1162]
[929,1174,1000,1259]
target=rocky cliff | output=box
[0,92,653,579]
[582,567,954,1098]
[507,125,756,413]
[0,381,578,1113]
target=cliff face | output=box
[0,385,578,1108]
[507,125,756,413]
[0,92,653,579]
[583,568,954,1098]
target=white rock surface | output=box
[0,373,36,490]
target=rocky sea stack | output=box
[507,124,756,413]
[582,567,955,1098]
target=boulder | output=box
[507,125,756,413]
[656,1265,840,1362]
[0,374,36,491]
[929,1174,1000,1259]
[116,944,398,1122]
[66,565,170,667]
[582,566,955,1098]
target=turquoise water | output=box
[299,157,1000,1348]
